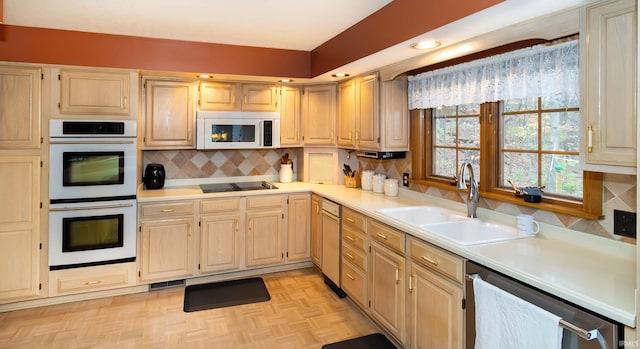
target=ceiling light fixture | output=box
[198,74,212,79]
[331,73,350,78]
[411,40,441,50]
[279,79,293,83]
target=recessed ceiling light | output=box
[331,73,350,78]
[411,40,441,50]
[279,79,293,83]
[198,74,212,79]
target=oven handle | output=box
[50,203,134,211]
[50,140,135,145]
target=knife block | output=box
[344,174,361,188]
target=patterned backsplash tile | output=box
[143,149,298,180]
[359,157,637,243]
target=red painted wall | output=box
[0,25,311,78]
[311,0,504,76]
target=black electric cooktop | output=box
[200,181,278,193]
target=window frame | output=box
[409,102,603,219]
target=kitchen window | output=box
[407,38,602,219]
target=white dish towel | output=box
[474,277,563,349]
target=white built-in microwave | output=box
[196,111,280,150]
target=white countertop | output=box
[138,180,637,327]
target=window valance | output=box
[407,40,579,110]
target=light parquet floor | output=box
[0,268,382,349]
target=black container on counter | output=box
[143,163,165,190]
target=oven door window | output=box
[63,152,124,186]
[210,124,256,143]
[62,214,124,252]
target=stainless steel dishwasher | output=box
[321,198,346,297]
[465,261,622,349]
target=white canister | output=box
[383,179,399,197]
[361,170,375,190]
[372,174,386,193]
[280,163,293,183]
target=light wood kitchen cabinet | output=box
[199,198,243,274]
[245,195,285,267]
[142,78,197,149]
[581,0,637,173]
[138,201,196,283]
[0,156,41,303]
[341,220,368,309]
[337,74,379,149]
[408,237,464,349]
[54,68,136,119]
[379,76,409,151]
[337,79,356,147]
[310,194,323,267]
[199,81,278,111]
[286,193,311,262]
[49,262,136,297]
[302,84,337,146]
[280,86,302,146]
[370,238,407,345]
[0,65,41,149]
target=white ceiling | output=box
[4,0,597,81]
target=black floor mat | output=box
[322,333,396,349]
[183,277,270,312]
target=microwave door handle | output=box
[258,121,263,146]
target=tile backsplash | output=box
[143,149,298,180]
[359,157,637,243]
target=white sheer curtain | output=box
[407,40,579,109]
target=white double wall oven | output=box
[48,120,137,270]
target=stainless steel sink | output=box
[377,206,466,226]
[419,220,533,246]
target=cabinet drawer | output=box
[341,261,367,309]
[49,262,136,296]
[246,195,283,210]
[200,197,242,214]
[140,201,194,218]
[342,225,367,252]
[342,244,367,271]
[343,207,367,231]
[410,238,464,284]
[370,220,405,254]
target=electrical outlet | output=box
[402,172,409,187]
[614,209,636,239]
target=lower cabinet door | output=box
[410,262,463,349]
[246,209,283,267]
[370,241,406,345]
[139,218,195,283]
[200,213,241,274]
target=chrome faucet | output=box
[457,161,479,218]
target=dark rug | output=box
[322,333,396,349]
[183,277,270,312]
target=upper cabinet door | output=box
[379,76,409,151]
[143,79,197,149]
[337,79,356,148]
[241,83,278,111]
[581,0,637,173]
[302,84,337,146]
[199,81,239,111]
[355,74,380,150]
[0,65,41,149]
[57,69,134,118]
[199,82,277,111]
[280,86,302,146]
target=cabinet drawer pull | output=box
[346,273,355,280]
[395,268,400,283]
[345,253,355,260]
[161,209,174,213]
[587,125,593,153]
[376,233,388,240]
[422,256,439,266]
[409,274,414,293]
[85,280,101,286]
[345,217,355,223]
[345,235,356,242]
